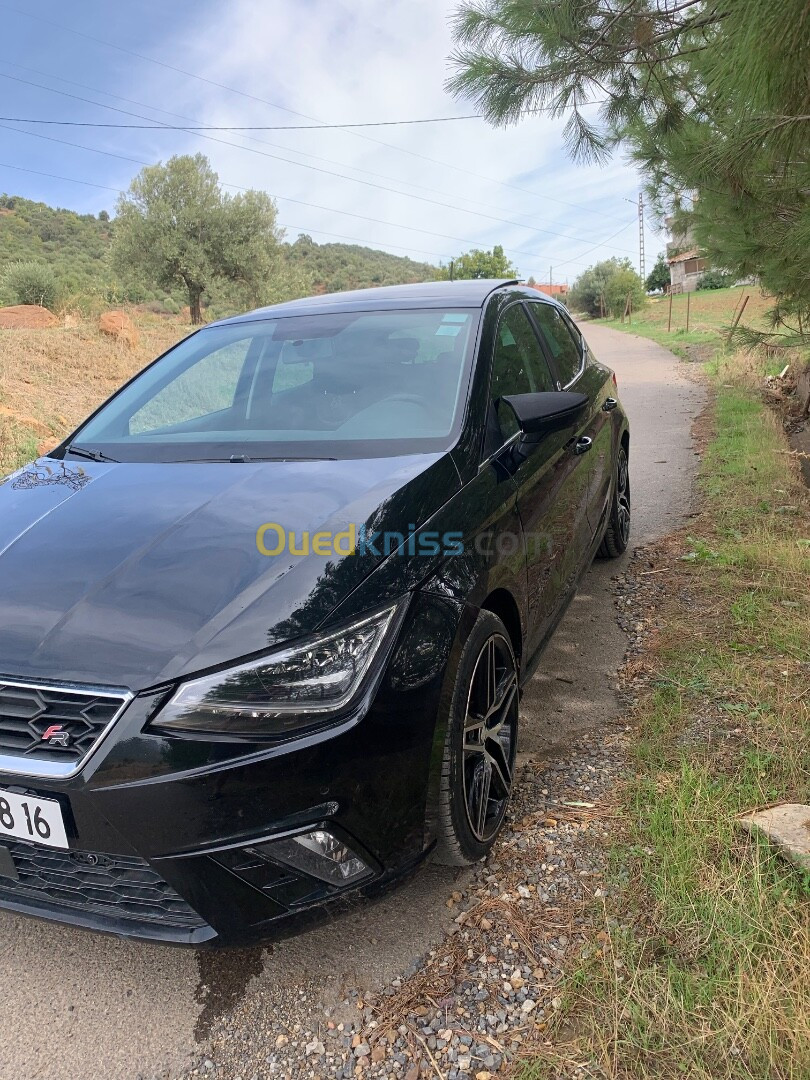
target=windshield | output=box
[67,307,479,462]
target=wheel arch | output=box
[480,587,523,670]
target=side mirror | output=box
[501,391,588,436]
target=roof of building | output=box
[214,279,523,326]
[668,248,701,265]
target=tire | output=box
[597,443,631,559]
[434,610,519,866]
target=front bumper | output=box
[0,592,464,946]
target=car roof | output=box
[211,279,526,326]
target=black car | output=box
[0,280,629,946]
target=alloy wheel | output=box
[462,633,518,842]
[616,449,631,545]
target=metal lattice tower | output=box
[638,191,646,282]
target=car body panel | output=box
[0,454,459,689]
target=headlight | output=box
[153,603,401,737]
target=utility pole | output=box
[638,191,646,283]
[549,265,553,291]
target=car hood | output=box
[0,454,459,690]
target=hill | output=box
[0,194,439,312]
[0,194,113,303]
[284,233,437,293]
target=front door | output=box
[527,301,613,535]
[484,302,593,662]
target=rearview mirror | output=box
[501,391,588,436]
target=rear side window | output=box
[529,302,583,386]
[490,304,556,441]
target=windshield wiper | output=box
[64,444,120,463]
[168,455,339,463]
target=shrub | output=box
[697,269,735,290]
[1,260,59,309]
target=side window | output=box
[529,303,583,386]
[130,339,250,434]
[490,304,556,442]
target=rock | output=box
[739,803,810,871]
[98,310,139,348]
[0,304,59,329]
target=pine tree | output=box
[447,0,810,343]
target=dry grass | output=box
[519,353,810,1080]
[598,287,775,365]
[0,311,188,474]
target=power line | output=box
[0,59,608,227]
[0,103,602,130]
[553,220,638,269]
[0,160,122,192]
[0,121,529,256]
[0,5,613,217]
[0,60,536,223]
[0,157,635,274]
[0,72,639,257]
[0,159,452,260]
[0,115,488,130]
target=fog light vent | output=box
[254,829,371,887]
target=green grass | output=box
[595,286,773,360]
[517,357,810,1079]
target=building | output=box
[527,283,569,299]
[668,249,708,293]
[665,215,706,293]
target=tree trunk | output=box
[188,286,203,325]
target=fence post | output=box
[726,294,749,344]
[668,290,674,333]
[686,291,691,332]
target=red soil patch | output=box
[0,305,59,329]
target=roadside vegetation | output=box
[515,345,810,1079]
[0,312,185,475]
[599,286,774,363]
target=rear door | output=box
[486,302,593,662]
[526,300,613,536]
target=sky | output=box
[0,0,665,284]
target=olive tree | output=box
[113,154,283,323]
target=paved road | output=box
[0,327,705,1080]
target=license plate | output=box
[0,788,68,849]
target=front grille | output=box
[0,839,204,928]
[0,678,128,775]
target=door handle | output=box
[573,436,593,456]
[602,397,618,412]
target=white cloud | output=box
[121,0,663,282]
